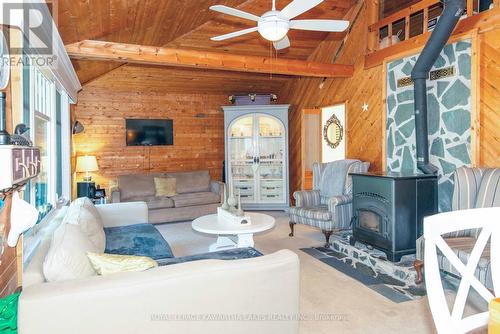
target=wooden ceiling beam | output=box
[66,40,354,78]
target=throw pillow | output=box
[43,224,98,282]
[491,298,500,333]
[80,197,103,228]
[154,177,177,197]
[64,201,106,252]
[87,253,158,275]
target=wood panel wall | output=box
[285,5,500,196]
[73,85,229,193]
[284,5,384,195]
[479,29,500,167]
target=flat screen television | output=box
[126,119,173,146]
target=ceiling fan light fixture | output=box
[209,1,351,50]
[258,12,289,42]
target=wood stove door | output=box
[353,206,391,250]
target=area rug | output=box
[301,246,427,303]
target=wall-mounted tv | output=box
[126,119,173,146]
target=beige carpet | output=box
[154,211,467,334]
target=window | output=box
[23,65,72,220]
[22,59,73,267]
[33,69,54,216]
[55,91,63,197]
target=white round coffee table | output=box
[192,212,275,252]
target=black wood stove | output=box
[350,172,438,262]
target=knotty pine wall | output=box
[283,4,384,195]
[284,7,500,196]
[479,29,500,167]
[73,82,228,194]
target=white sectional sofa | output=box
[19,201,300,334]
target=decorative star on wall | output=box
[362,103,369,112]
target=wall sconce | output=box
[72,121,84,134]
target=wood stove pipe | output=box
[411,0,466,174]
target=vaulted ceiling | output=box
[58,0,357,93]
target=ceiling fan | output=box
[209,0,349,50]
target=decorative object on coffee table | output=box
[216,189,252,225]
[216,206,252,226]
[236,189,244,216]
[227,177,237,210]
[192,212,275,252]
[221,184,230,210]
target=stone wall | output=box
[386,40,472,211]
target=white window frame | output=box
[27,66,72,207]
[30,67,53,206]
[60,91,72,200]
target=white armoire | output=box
[223,105,290,210]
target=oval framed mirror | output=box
[323,114,344,149]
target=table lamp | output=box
[76,155,99,182]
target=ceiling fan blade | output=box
[209,5,260,21]
[211,27,259,41]
[279,0,324,20]
[289,19,349,32]
[273,36,291,50]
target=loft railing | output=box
[367,0,498,52]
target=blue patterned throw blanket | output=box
[104,223,174,260]
[157,247,263,266]
[319,159,359,198]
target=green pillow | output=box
[0,291,20,334]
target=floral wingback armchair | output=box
[288,160,370,247]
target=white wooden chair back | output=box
[424,207,500,334]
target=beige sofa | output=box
[111,170,224,224]
[19,201,300,334]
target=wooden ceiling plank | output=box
[164,0,352,60]
[66,40,354,78]
[59,0,358,84]
[84,64,290,95]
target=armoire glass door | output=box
[228,116,256,203]
[228,114,286,205]
[257,115,286,203]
